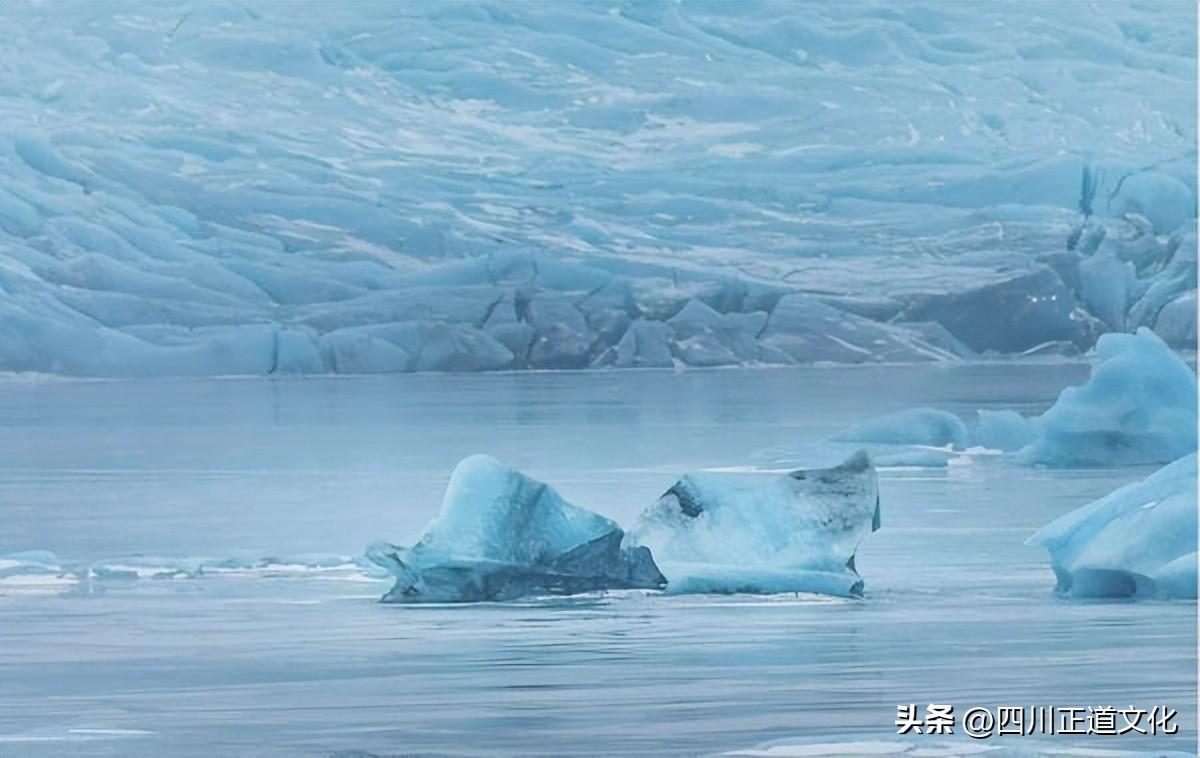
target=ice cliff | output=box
[0,1,1195,375]
[1027,453,1197,599]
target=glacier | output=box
[1027,453,1197,599]
[0,1,1195,376]
[367,455,665,603]
[624,452,881,598]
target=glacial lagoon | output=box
[0,363,1195,756]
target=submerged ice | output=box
[1027,454,1197,599]
[367,455,664,603]
[624,452,881,598]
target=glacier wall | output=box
[0,1,1195,376]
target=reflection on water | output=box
[0,365,1194,756]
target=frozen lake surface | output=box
[0,364,1195,756]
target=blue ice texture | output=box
[0,1,1194,376]
[624,452,881,598]
[1018,328,1197,466]
[839,329,1197,467]
[366,455,665,602]
[1027,453,1197,599]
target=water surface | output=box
[1,364,1194,756]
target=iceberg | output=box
[1027,454,1197,599]
[832,408,969,450]
[973,410,1038,453]
[844,328,1195,465]
[1018,329,1197,466]
[624,452,881,598]
[367,455,665,603]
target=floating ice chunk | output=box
[872,446,954,468]
[833,408,969,450]
[624,452,880,598]
[1027,453,1197,599]
[81,553,378,582]
[0,550,61,579]
[973,410,1038,452]
[0,550,76,594]
[367,455,665,603]
[1019,328,1197,466]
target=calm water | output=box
[0,365,1195,757]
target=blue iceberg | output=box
[832,408,969,450]
[973,409,1038,452]
[1018,328,1197,466]
[624,452,881,598]
[1027,454,1197,599]
[367,455,665,603]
